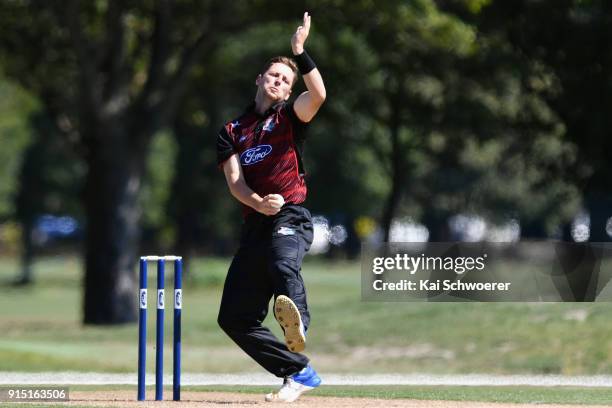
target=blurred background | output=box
[0,0,611,376]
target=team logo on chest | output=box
[240,144,273,166]
[262,117,276,132]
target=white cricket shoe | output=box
[274,295,306,353]
[265,365,322,402]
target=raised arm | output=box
[222,154,283,216]
[292,12,326,123]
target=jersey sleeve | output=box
[216,126,236,167]
[284,101,309,143]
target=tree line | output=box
[0,0,609,324]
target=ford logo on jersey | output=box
[240,144,272,165]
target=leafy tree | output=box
[0,0,260,323]
[470,0,612,240]
[0,78,37,220]
[316,0,580,240]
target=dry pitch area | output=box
[38,391,611,408]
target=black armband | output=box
[295,50,316,75]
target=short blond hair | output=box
[261,56,299,86]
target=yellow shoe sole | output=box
[274,295,305,353]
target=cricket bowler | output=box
[216,12,326,403]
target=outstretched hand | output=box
[291,12,311,55]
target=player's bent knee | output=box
[217,309,236,333]
[217,308,253,334]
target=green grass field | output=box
[186,384,612,404]
[0,254,612,375]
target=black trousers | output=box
[217,205,314,378]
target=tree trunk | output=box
[520,218,548,239]
[82,128,146,324]
[422,210,451,242]
[382,87,404,242]
[585,192,611,242]
[381,172,403,242]
[15,218,34,286]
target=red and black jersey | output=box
[217,101,309,217]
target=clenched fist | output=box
[257,194,285,216]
